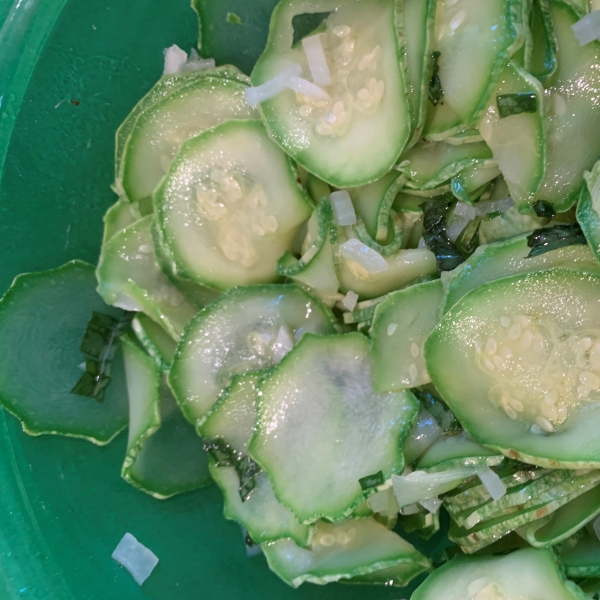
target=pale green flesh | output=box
[96,215,198,340]
[537,1,600,209]
[427,269,600,468]
[422,100,466,142]
[433,0,523,126]
[252,0,410,187]
[169,285,337,426]
[121,76,256,202]
[131,313,177,370]
[102,197,142,244]
[578,159,600,263]
[399,141,493,190]
[562,531,600,578]
[529,0,557,83]
[478,62,546,209]
[417,432,504,472]
[250,334,419,523]
[371,279,443,391]
[262,518,429,588]
[442,234,599,313]
[154,120,312,291]
[412,548,586,600]
[452,163,500,204]
[0,261,128,444]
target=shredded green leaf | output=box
[428,51,444,106]
[204,437,261,501]
[226,12,243,25]
[526,223,587,258]
[420,199,465,272]
[496,93,538,119]
[412,388,461,432]
[359,470,385,490]
[532,200,556,220]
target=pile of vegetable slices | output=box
[6,0,600,596]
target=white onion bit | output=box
[476,467,506,501]
[244,64,302,107]
[454,202,479,221]
[367,490,391,513]
[182,48,216,72]
[302,34,332,86]
[476,196,514,215]
[340,239,388,274]
[112,533,159,586]
[341,290,359,312]
[447,217,469,242]
[163,44,188,75]
[400,503,420,515]
[272,326,294,362]
[572,11,600,46]
[419,496,443,514]
[287,76,330,100]
[330,190,357,226]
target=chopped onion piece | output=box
[163,44,188,75]
[287,76,330,100]
[272,326,294,363]
[367,490,392,514]
[418,237,427,249]
[340,290,359,312]
[447,217,469,242]
[400,503,420,515]
[454,202,479,221]
[572,11,600,46]
[302,34,332,86]
[112,533,158,586]
[419,496,442,514]
[330,190,357,226]
[339,239,388,274]
[182,48,216,72]
[244,64,302,107]
[476,467,506,502]
[476,196,514,216]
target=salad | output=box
[2,0,600,597]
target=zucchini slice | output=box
[251,0,411,187]
[131,313,177,371]
[427,268,600,468]
[561,531,600,578]
[249,333,419,522]
[154,120,313,290]
[169,284,337,426]
[102,197,143,244]
[0,261,128,444]
[578,159,600,264]
[529,0,558,84]
[412,548,587,599]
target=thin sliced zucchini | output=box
[446,128,484,145]
[370,279,443,391]
[412,548,587,599]
[422,101,466,142]
[96,215,198,340]
[416,432,504,473]
[251,0,411,188]
[169,284,337,425]
[561,531,600,578]
[478,61,546,209]
[154,120,313,290]
[398,141,493,191]
[120,75,257,202]
[249,333,419,522]
[433,0,525,126]
[344,561,431,587]
[442,233,598,313]
[0,261,128,444]
[517,485,600,548]
[121,336,210,498]
[578,160,600,264]
[102,197,142,244]
[131,313,177,371]
[451,163,500,205]
[529,0,558,83]
[262,518,430,588]
[427,269,600,469]
[537,1,600,209]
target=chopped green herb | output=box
[412,388,460,432]
[80,311,120,359]
[526,223,587,258]
[420,199,465,272]
[496,92,538,119]
[291,12,331,46]
[428,51,444,106]
[359,470,385,490]
[226,12,243,25]
[204,437,261,501]
[532,199,556,220]
[455,217,482,257]
[484,211,503,221]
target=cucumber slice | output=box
[249,333,419,522]
[412,548,587,600]
[344,561,430,587]
[370,279,443,391]
[0,261,128,444]
[169,284,337,426]
[478,62,546,209]
[343,294,388,325]
[400,505,441,540]
[131,313,177,370]
[477,206,547,245]
[399,141,493,191]
[433,0,524,126]
[451,163,500,205]
[121,336,210,498]
[537,1,600,209]
[96,215,198,340]
[562,531,600,578]
[120,75,257,202]
[427,268,600,469]
[446,128,484,145]
[530,0,558,83]
[416,432,504,473]
[422,101,466,142]
[154,120,313,291]
[262,518,430,588]
[102,197,142,244]
[442,234,598,313]
[517,484,600,548]
[251,0,411,188]
[578,160,600,264]
[404,0,437,147]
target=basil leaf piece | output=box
[359,470,385,490]
[429,51,444,106]
[420,199,465,272]
[532,200,556,220]
[526,223,587,258]
[496,92,538,119]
